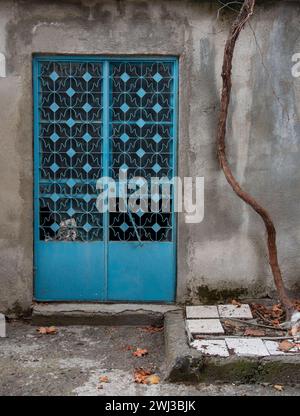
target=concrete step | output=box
[32,302,181,326]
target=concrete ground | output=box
[0,321,299,396]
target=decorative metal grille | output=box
[38,61,103,241]
[36,58,177,244]
[109,61,175,242]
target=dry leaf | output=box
[231,299,241,308]
[293,299,300,312]
[278,340,295,352]
[133,348,148,357]
[146,374,160,385]
[273,384,284,392]
[244,328,266,337]
[47,326,57,334]
[123,345,133,351]
[250,303,284,325]
[99,376,109,383]
[291,325,300,337]
[141,325,164,333]
[134,368,152,384]
[272,304,283,317]
[223,320,238,328]
[37,326,57,335]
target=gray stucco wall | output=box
[0,0,299,312]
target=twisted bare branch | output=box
[216,0,293,317]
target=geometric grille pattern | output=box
[38,61,103,241]
[37,58,176,243]
[109,62,175,242]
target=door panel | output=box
[107,242,175,302]
[107,61,177,301]
[35,242,105,301]
[34,56,177,302]
[34,58,105,301]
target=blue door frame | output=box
[33,55,178,302]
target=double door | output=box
[34,56,178,302]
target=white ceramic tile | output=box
[185,320,193,343]
[225,337,269,356]
[186,319,224,335]
[218,304,253,319]
[191,339,229,357]
[264,340,300,355]
[186,305,219,319]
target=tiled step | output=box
[164,310,300,384]
[186,304,253,319]
[185,304,300,358]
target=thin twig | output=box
[253,309,275,325]
[247,20,290,122]
[194,335,300,341]
[262,336,300,341]
[217,1,243,20]
[221,317,286,331]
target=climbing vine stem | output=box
[216,0,293,317]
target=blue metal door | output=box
[34,56,178,302]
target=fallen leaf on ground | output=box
[123,345,133,351]
[272,304,283,316]
[134,368,152,384]
[278,340,295,352]
[273,384,284,392]
[37,326,57,334]
[37,327,47,334]
[244,328,266,337]
[223,320,239,328]
[146,374,160,385]
[141,325,164,333]
[231,299,241,308]
[291,325,300,337]
[133,348,148,357]
[250,303,285,324]
[222,320,241,335]
[99,376,109,383]
[293,299,300,312]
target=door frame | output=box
[33,54,179,303]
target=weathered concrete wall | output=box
[0,0,299,312]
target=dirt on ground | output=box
[0,321,299,396]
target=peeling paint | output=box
[31,21,62,35]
